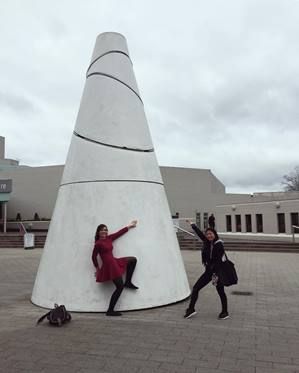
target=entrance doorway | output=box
[0,202,8,232]
[235,215,241,232]
[290,213,299,233]
[277,213,286,233]
[226,215,232,232]
[245,214,252,232]
[196,212,201,229]
[256,214,263,233]
[291,212,299,226]
[0,202,3,232]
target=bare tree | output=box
[282,166,299,191]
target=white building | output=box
[216,192,299,234]
[1,136,298,235]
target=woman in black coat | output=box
[184,220,229,320]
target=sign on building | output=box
[0,179,12,193]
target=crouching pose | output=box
[92,220,138,316]
[184,220,229,320]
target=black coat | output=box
[191,224,224,273]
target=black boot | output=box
[106,310,122,316]
[124,282,139,290]
[125,258,138,289]
[107,279,124,315]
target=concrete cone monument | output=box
[32,32,190,311]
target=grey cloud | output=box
[1,0,299,193]
[47,18,68,38]
[0,91,36,113]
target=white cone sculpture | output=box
[32,32,190,311]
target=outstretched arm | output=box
[186,220,206,242]
[108,220,138,241]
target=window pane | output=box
[203,213,208,229]
[291,213,299,233]
[290,213,299,226]
[245,214,252,232]
[256,214,263,233]
[235,215,241,232]
[196,212,201,229]
[277,213,286,233]
[226,215,232,232]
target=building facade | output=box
[216,192,299,235]
[1,136,298,235]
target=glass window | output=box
[291,213,299,233]
[196,212,201,229]
[290,213,299,226]
[256,214,263,233]
[235,215,241,232]
[226,215,232,232]
[277,213,286,233]
[203,212,208,229]
[245,214,252,232]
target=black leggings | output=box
[188,269,228,312]
[107,257,137,312]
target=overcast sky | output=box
[1,0,299,193]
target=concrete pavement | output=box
[1,249,299,373]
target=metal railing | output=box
[174,225,195,237]
[3,220,50,233]
[18,222,27,234]
[172,217,199,240]
[1,221,27,234]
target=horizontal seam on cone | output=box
[86,72,143,103]
[74,131,154,152]
[60,180,165,187]
[86,50,132,75]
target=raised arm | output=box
[108,227,129,241]
[186,220,206,242]
[191,224,207,241]
[108,220,137,241]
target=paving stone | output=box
[159,362,197,372]
[1,249,299,373]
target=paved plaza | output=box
[1,248,299,373]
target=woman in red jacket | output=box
[92,220,138,316]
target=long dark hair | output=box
[205,227,219,242]
[95,224,107,241]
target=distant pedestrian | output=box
[92,220,138,316]
[183,220,229,320]
[208,214,215,229]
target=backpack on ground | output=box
[36,304,72,326]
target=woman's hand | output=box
[128,220,137,229]
[186,219,194,225]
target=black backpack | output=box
[36,304,72,326]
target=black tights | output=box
[188,269,228,313]
[107,257,137,312]
[125,257,137,286]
